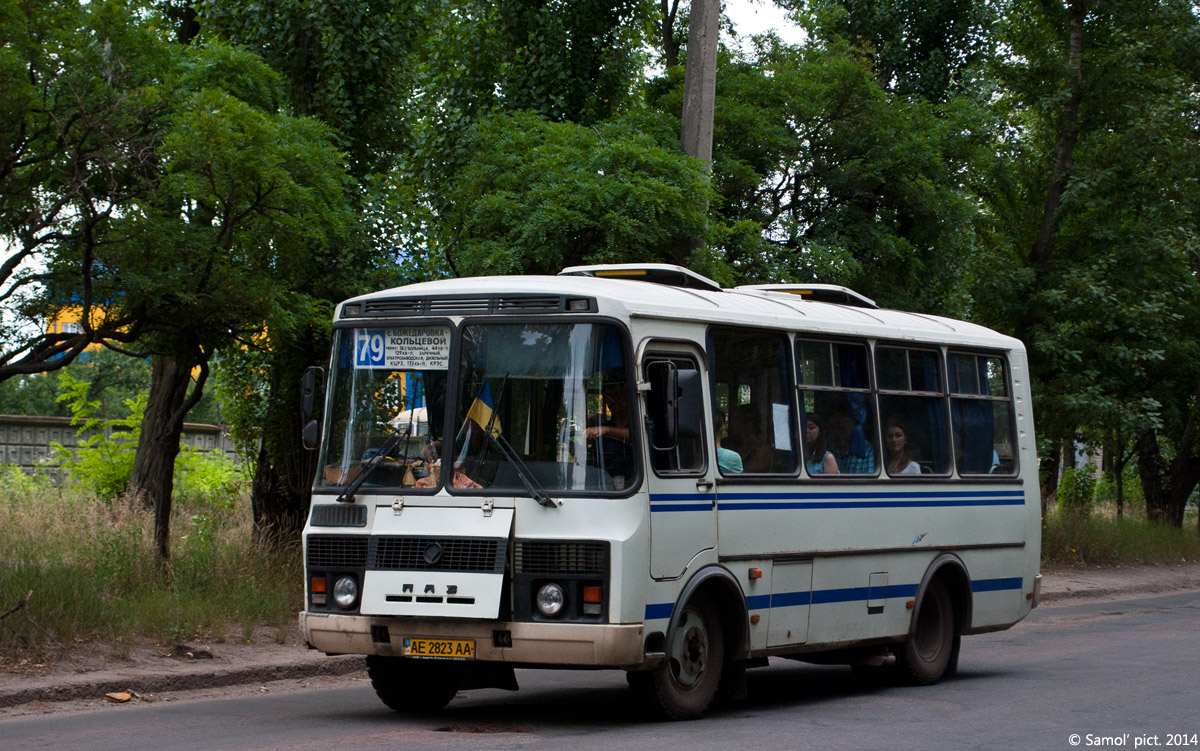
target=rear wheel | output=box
[366,655,464,713]
[632,599,725,720]
[897,579,956,685]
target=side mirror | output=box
[300,366,324,451]
[674,369,704,441]
[645,361,703,451]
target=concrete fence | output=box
[0,414,240,472]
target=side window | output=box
[875,345,951,476]
[797,339,877,476]
[949,352,1017,476]
[710,328,798,476]
[644,356,706,475]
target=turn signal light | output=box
[749,568,763,580]
[583,586,603,603]
[311,577,328,594]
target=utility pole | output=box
[680,0,719,164]
[679,0,719,256]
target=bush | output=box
[49,370,246,503]
[1058,465,1098,516]
[48,370,142,499]
[1093,465,1145,514]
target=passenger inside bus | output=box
[830,407,876,474]
[884,417,922,475]
[714,410,743,474]
[804,413,839,475]
[726,404,774,473]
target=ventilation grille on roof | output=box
[341,295,596,318]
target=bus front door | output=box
[642,347,717,580]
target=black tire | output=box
[635,599,725,720]
[897,579,956,685]
[366,655,464,713]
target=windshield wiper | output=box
[483,430,559,509]
[336,427,411,504]
[457,374,557,508]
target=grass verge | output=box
[0,474,301,659]
[1042,506,1200,566]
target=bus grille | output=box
[514,541,608,575]
[372,537,505,573]
[309,504,367,528]
[307,535,369,569]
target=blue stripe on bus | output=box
[645,577,1022,620]
[644,602,674,620]
[648,490,1025,512]
[971,576,1023,592]
[649,503,713,512]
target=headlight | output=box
[333,575,358,609]
[536,583,566,617]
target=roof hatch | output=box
[736,283,878,309]
[559,263,723,293]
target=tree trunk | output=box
[1039,439,1062,517]
[661,0,682,68]
[1167,382,1200,527]
[1136,429,1172,524]
[1028,0,1086,272]
[250,345,320,544]
[127,353,207,563]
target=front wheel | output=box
[632,599,725,720]
[366,655,464,713]
[897,579,956,685]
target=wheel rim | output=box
[668,606,709,690]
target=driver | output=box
[585,381,630,442]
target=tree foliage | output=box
[972,0,1200,521]
[441,111,716,276]
[649,37,984,310]
[197,0,427,177]
[788,0,994,103]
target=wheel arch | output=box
[669,564,750,661]
[912,553,973,638]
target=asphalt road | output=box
[5,591,1198,751]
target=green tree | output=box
[439,110,716,276]
[113,42,353,561]
[649,37,984,310]
[972,0,1200,523]
[192,0,423,540]
[787,0,995,103]
[197,0,426,178]
[0,0,160,380]
[2,0,357,560]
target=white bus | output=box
[299,263,1041,720]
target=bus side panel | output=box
[718,481,1033,648]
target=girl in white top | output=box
[885,418,921,475]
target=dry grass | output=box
[1042,503,1200,566]
[0,471,301,657]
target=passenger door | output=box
[642,344,717,580]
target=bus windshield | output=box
[318,326,451,489]
[450,322,636,494]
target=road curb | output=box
[0,654,365,709]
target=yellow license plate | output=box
[402,637,475,660]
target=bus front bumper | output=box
[301,612,646,669]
